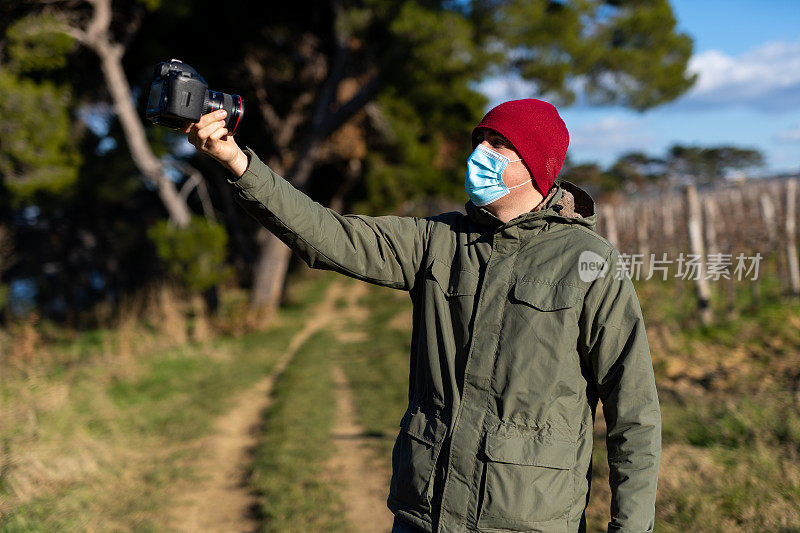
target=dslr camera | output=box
[146,59,244,135]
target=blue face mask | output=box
[465,144,530,206]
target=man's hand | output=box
[183,109,249,177]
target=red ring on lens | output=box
[230,95,243,135]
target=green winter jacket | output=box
[227,148,661,533]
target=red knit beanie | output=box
[472,99,569,196]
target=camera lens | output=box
[206,90,244,135]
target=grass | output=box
[0,270,334,531]
[248,329,349,532]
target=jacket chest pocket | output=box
[511,279,582,312]
[477,433,576,532]
[390,406,448,512]
[505,279,582,358]
[427,260,479,345]
[429,259,479,298]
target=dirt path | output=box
[325,282,394,533]
[169,279,351,533]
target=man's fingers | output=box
[197,120,226,141]
[195,109,228,130]
[209,127,228,141]
[183,111,228,151]
[183,110,229,156]
[195,113,217,130]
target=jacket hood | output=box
[465,179,596,233]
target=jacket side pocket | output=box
[477,432,576,532]
[390,406,448,512]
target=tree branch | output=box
[49,0,192,226]
[60,22,90,46]
[283,0,353,188]
[84,0,111,45]
[320,73,378,140]
[307,35,348,139]
[300,0,350,142]
[118,3,145,50]
[177,163,217,222]
[179,171,201,202]
[243,54,282,134]
[275,89,314,149]
[364,102,394,142]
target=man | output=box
[184,98,661,533]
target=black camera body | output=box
[146,59,244,135]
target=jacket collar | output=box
[465,180,597,234]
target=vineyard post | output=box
[786,178,800,295]
[756,186,780,304]
[685,184,713,325]
[602,204,619,248]
[636,202,650,275]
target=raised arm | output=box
[578,248,662,533]
[184,110,430,290]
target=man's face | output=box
[473,127,533,190]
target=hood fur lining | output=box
[531,185,583,219]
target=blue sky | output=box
[480,0,800,174]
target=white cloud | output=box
[475,75,539,110]
[775,123,800,143]
[478,40,800,114]
[680,40,800,112]
[568,116,655,153]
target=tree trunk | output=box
[237,7,377,314]
[251,228,294,313]
[248,156,362,314]
[247,141,326,312]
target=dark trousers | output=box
[391,515,429,533]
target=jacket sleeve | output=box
[225,147,430,290]
[577,247,662,533]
